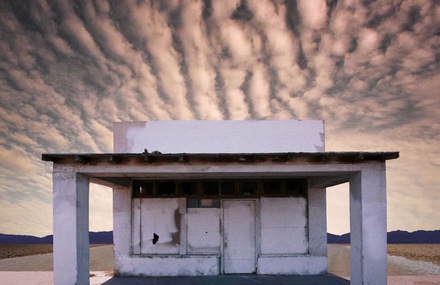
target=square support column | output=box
[349,162,387,285]
[53,171,90,285]
[308,187,327,259]
[113,187,132,275]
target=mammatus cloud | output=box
[0,0,438,236]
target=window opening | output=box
[220,181,235,196]
[239,181,259,196]
[202,181,219,196]
[181,181,198,196]
[187,198,199,208]
[200,199,220,208]
[285,179,307,197]
[263,180,282,196]
[133,179,307,198]
[187,198,220,208]
[133,181,154,198]
[157,181,176,196]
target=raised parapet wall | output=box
[113,120,324,153]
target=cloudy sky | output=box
[0,0,439,237]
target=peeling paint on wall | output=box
[135,197,309,256]
[113,121,146,153]
[114,120,325,153]
[152,233,159,244]
[140,198,180,254]
[126,195,326,275]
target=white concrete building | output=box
[43,120,398,285]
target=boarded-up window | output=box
[186,208,221,254]
[140,198,181,254]
[260,197,308,254]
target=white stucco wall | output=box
[113,120,324,153]
[257,256,327,275]
[115,255,220,277]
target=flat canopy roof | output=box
[42,151,399,165]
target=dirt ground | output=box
[0,244,439,274]
[388,244,440,266]
[0,245,53,260]
[0,245,114,271]
[328,244,440,276]
[1,244,439,264]
[0,244,108,260]
[0,244,438,284]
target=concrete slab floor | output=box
[101,274,349,285]
[1,272,440,285]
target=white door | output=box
[223,200,256,274]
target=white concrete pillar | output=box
[113,187,131,275]
[349,162,387,285]
[53,170,90,285]
[308,187,327,260]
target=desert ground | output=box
[0,244,439,274]
[0,244,53,260]
[327,244,440,276]
[0,244,439,285]
[0,244,106,260]
[388,244,440,266]
[0,244,113,271]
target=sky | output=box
[0,0,439,237]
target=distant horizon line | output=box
[1,229,439,238]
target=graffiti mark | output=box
[152,233,159,245]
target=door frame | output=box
[220,199,260,274]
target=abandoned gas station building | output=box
[43,120,398,285]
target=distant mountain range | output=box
[328,230,440,244]
[0,230,438,244]
[0,231,113,244]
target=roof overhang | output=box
[42,151,399,165]
[42,152,398,189]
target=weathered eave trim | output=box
[42,151,399,165]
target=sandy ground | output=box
[388,244,440,266]
[327,244,440,276]
[0,245,53,260]
[0,244,107,260]
[0,245,113,271]
[0,245,439,284]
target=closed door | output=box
[223,200,256,274]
